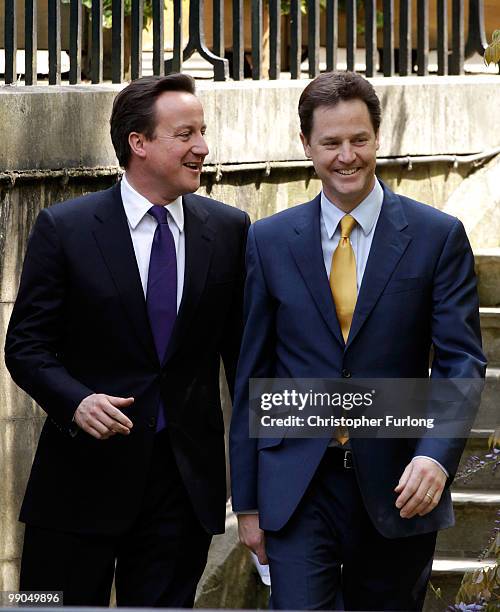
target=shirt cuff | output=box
[412,455,449,478]
[235,510,259,515]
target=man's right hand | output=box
[237,513,268,565]
[74,394,134,440]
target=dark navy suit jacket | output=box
[230,182,486,539]
[5,182,250,536]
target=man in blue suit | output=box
[229,71,486,610]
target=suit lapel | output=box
[163,193,215,363]
[92,183,158,365]
[346,184,412,349]
[287,195,344,348]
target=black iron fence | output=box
[2,0,490,84]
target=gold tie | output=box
[330,214,357,445]
[330,214,357,344]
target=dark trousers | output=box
[19,430,212,607]
[265,449,437,611]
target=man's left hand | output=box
[394,457,447,518]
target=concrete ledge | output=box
[2,76,500,172]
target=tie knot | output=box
[340,214,356,238]
[148,205,169,224]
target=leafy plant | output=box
[280,0,382,35]
[61,0,154,29]
[453,561,500,611]
[484,30,500,66]
[280,0,326,16]
[280,0,377,15]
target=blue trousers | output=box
[265,449,437,611]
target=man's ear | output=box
[128,132,147,160]
[375,130,380,151]
[300,132,311,158]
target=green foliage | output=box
[428,582,442,600]
[454,562,500,610]
[280,0,374,14]
[280,0,378,16]
[280,0,382,35]
[60,0,154,29]
[453,523,500,609]
[484,30,500,66]
[280,0,326,16]
[62,0,384,32]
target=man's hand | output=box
[74,393,134,440]
[394,457,447,518]
[237,513,268,565]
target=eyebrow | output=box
[174,123,207,131]
[319,131,371,142]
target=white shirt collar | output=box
[121,173,184,232]
[320,178,384,239]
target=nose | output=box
[192,132,209,157]
[338,141,356,165]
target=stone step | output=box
[435,491,500,559]
[475,248,500,307]
[195,502,269,609]
[424,558,497,611]
[419,368,498,432]
[471,366,500,432]
[480,307,500,366]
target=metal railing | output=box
[2,0,490,84]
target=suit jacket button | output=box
[342,369,351,378]
[148,416,156,429]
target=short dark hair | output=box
[110,73,196,167]
[298,71,381,140]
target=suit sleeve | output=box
[4,208,94,434]
[414,218,487,480]
[220,211,251,400]
[229,224,277,512]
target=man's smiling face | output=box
[301,98,380,212]
[142,90,209,201]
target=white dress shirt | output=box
[120,173,185,311]
[321,179,448,477]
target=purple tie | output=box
[147,205,177,432]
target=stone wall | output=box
[3,76,500,172]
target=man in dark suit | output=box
[230,71,486,610]
[5,74,249,607]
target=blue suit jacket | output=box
[229,182,486,539]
